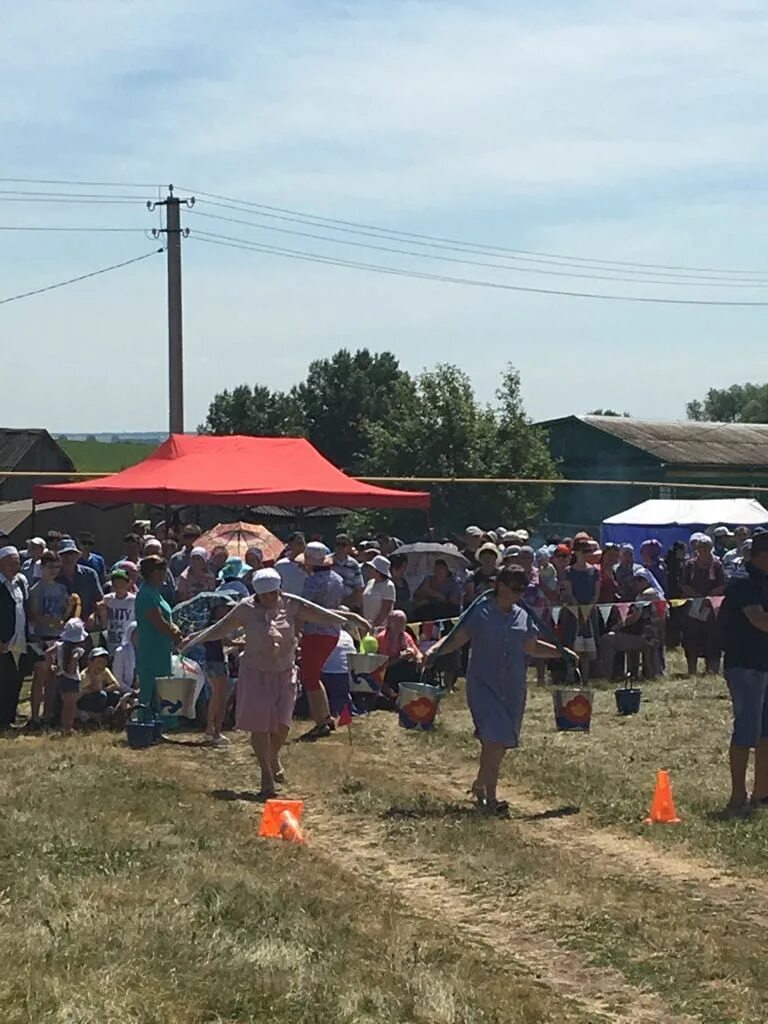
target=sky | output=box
[2,0,767,434]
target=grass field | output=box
[59,438,156,474]
[3,669,767,1024]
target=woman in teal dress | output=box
[135,555,181,706]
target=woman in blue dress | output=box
[425,567,575,815]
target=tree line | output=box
[199,348,556,534]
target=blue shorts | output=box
[57,675,80,696]
[724,668,768,748]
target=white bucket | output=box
[347,653,388,693]
[155,676,198,719]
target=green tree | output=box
[358,364,556,535]
[198,384,304,436]
[290,349,408,470]
[686,383,768,423]
[587,408,630,417]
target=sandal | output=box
[485,799,510,818]
[470,782,487,809]
[298,723,332,742]
[274,768,286,784]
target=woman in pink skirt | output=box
[181,568,358,798]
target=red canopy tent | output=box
[33,435,430,511]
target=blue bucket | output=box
[126,704,157,749]
[397,682,443,730]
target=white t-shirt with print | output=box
[102,593,137,653]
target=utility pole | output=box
[149,185,195,434]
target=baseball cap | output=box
[110,568,129,581]
[713,526,732,537]
[89,647,109,660]
[465,526,483,537]
[304,542,331,567]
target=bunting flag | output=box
[598,604,613,625]
[669,598,688,608]
[654,600,668,619]
[709,595,725,617]
[550,605,562,625]
[579,605,594,623]
[616,603,630,624]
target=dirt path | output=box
[302,779,698,1024]
[150,740,700,1024]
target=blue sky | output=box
[2,0,767,433]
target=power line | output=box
[184,185,767,277]
[190,232,768,306]
[0,176,161,188]
[0,189,152,200]
[0,197,143,205]
[188,207,768,288]
[0,248,163,306]
[0,226,148,232]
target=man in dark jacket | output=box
[721,531,768,813]
[0,545,29,730]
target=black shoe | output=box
[298,723,332,742]
[22,719,43,733]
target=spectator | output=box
[362,555,396,628]
[217,557,250,599]
[321,628,357,717]
[176,547,216,603]
[21,537,45,584]
[389,553,412,616]
[464,544,500,605]
[640,539,668,596]
[597,571,664,681]
[57,538,103,622]
[275,531,307,596]
[615,544,637,600]
[332,534,364,610]
[358,543,381,584]
[376,610,422,691]
[712,526,733,561]
[135,555,181,706]
[162,537,179,562]
[723,526,752,578]
[414,558,463,620]
[45,530,63,555]
[462,526,484,569]
[77,648,122,722]
[77,531,106,585]
[115,533,143,569]
[300,542,346,740]
[598,545,619,604]
[562,538,600,683]
[95,568,136,655]
[720,530,768,814]
[375,533,398,557]
[53,617,88,735]
[27,550,77,728]
[169,524,202,579]
[0,545,28,731]
[242,546,263,592]
[208,544,230,577]
[680,534,725,676]
[142,538,176,606]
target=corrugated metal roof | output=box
[579,416,768,466]
[0,428,45,471]
[0,500,72,536]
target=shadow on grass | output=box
[211,788,270,803]
[381,799,581,822]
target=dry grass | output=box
[3,657,767,1023]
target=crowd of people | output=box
[0,515,766,814]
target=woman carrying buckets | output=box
[180,569,368,799]
[425,566,576,816]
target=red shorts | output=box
[301,634,338,692]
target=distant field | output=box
[60,439,156,474]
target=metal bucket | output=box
[348,653,388,713]
[397,681,443,730]
[615,686,642,716]
[552,688,594,732]
[126,704,156,749]
[155,675,198,720]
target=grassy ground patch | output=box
[60,438,155,474]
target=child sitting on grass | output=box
[77,648,124,724]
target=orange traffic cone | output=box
[644,770,681,824]
[258,799,305,838]
[279,810,305,844]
